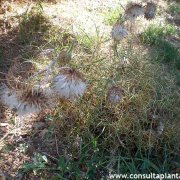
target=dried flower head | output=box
[18,87,49,109]
[144,2,157,20]
[0,84,20,110]
[107,86,124,104]
[0,84,50,117]
[52,67,87,100]
[111,24,129,41]
[125,2,145,21]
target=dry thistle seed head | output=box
[0,84,19,110]
[18,87,50,109]
[0,84,40,117]
[124,2,145,21]
[107,86,124,104]
[52,67,87,101]
[144,2,157,20]
[111,24,129,41]
[0,84,51,117]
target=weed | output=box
[1,1,180,179]
[77,34,95,53]
[23,153,48,174]
[22,41,179,178]
[55,143,105,179]
[160,40,180,64]
[141,24,178,45]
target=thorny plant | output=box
[0,0,180,179]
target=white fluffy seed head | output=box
[144,2,157,20]
[16,103,40,117]
[52,67,87,100]
[0,84,41,117]
[0,84,20,110]
[111,24,129,41]
[107,86,124,104]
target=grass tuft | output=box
[103,7,123,26]
[141,23,180,69]
[141,24,178,45]
[169,3,180,14]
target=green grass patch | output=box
[77,34,95,53]
[77,31,105,54]
[141,24,180,69]
[103,7,123,26]
[141,24,178,45]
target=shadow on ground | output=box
[0,7,54,179]
[0,3,79,178]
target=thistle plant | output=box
[124,2,145,22]
[51,67,87,101]
[0,41,86,118]
[144,2,157,20]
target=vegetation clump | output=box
[0,0,179,179]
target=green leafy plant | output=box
[23,153,48,174]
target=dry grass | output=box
[0,0,180,179]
